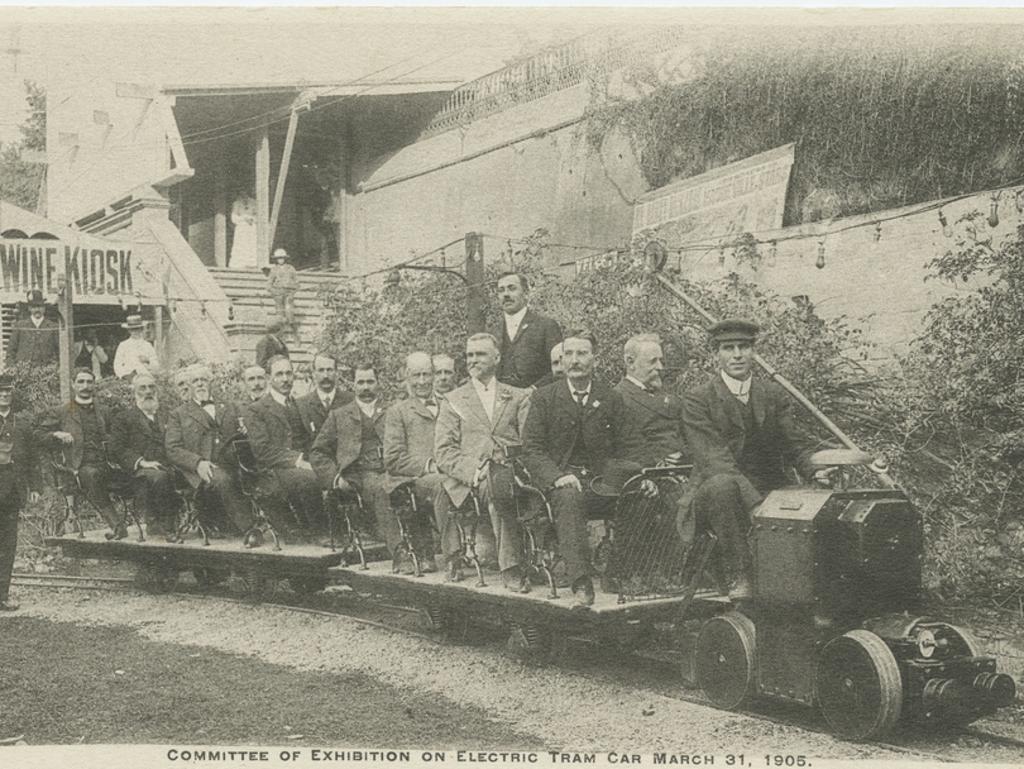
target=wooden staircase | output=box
[209,268,341,366]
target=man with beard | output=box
[0,374,41,611]
[489,272,561,390]
[383,352,446,569]
[522,330,641,607]
[111,373,177,539]
[165,364,254,539]
[172,367,192,402]
[6,290,59,368]
[37,368,123,539]
[246,355,323,539]
[431,353,457,400]
[310,364,397,552]
[296,352,353,448]
[435,333,531,590]
[241,365,268,404]
[615,334,686,467]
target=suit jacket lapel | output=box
[748,378,767,427]
[621,379,674,419]
[510,308,533,345]
[713,375,747,434]
[490,384,512,427]
[461,382,493,428]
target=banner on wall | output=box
[632,143,795,246]
[0,238,157,304]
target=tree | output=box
[0,79,46,211]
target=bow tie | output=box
[200,400,215,407]
[423,399,437,408]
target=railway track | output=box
[12,572,1024,761]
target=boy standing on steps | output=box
[267,247,299,332]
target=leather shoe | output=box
[243,530,264,549]
[105,525,128,541]
[571,576,595,608]
[501,566,529,593]
[0,599,20,611]
[728,575,753,601]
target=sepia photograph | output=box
[0,6,1021,769]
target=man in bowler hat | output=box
[6,290,59,368]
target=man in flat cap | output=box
[680,319,821,600]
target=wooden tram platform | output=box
[329,559,730,630]
[45,529,385,583]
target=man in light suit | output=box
[295,352,354,450]
[310,363,396,550]
[165,364,253,537]
[245,355,323,538]
[435,333,531,590]
[614,333,687,467]
[383,352,446,567]
[489,272,562,390]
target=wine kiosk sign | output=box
[0,239,142,303]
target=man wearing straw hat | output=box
[113,313,159,380]
[267,247,299,332]
[680,319,820,601]
[6,289,59,368]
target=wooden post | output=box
[57,256,74,403]
[153,305,164,360]
[255,127,271,268]
[213,160,228,267]
[465,232,486,334]
[268,107,299,256]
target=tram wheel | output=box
[240,571,276,602]
[135,561,179,594]
[192,567,230,589]
[694,611,756,710]
[816,629,903,741]
[506,622,550,659]
[288,575,328,595]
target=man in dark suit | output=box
[254,320,289,370]
[6,290,59,368]
[241,364,268,404]
[0,374,40,611]
[310,364,396,551]
[681,319,825,600]
[489,272,561,389]
[36,368,122,538]
[110,373,177,539]
[245,355,322,537]
[165,364,253,537]
[295,352,353,450]
[614,333,686,467]
[522,329,641,607]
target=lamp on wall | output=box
[938,210,953,238]
[988,193,1001,228]
[816,240,826,270]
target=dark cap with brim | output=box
[708,318,760,345]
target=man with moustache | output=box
[241,365,268,404]
[0,374,41,611]
[172,368,192,402]
[110,373,177,539]
[310,364,397,552]
[295,352,353,448]
[489,272,561,390]
[36,368,123,539]
[615,333,687,467]
[165,364,254,538]
[681,320,827,600]
[383,352,446,568]
[6,290,59,368]
[435,333,531,590]
[246,355,322,538]
[522,330,641,607]
[431,353,457,400]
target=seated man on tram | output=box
[615,333,687,467]
[521,329,642,607]
[36,367,124,539]
[382,351,446,571]
[110,372,177,540]
[245,355,323,541]
[165,364,253,539]
[309,363,396,551]
[434,333,531,590]
[680,319,827,601]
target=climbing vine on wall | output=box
[585,24,1024,224]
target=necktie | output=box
[574,390,588,407]
[200,400,214,407]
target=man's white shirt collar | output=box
[471,376,497,420]
[30,316,43,328]
[721,369,752,404]
[503,306,528,340]
[319,389,335,408]
[357,399,377,419]
[270,388,289,407]
[567,378,593,404]
[625,375,649,392]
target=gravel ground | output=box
[7,587,920,760]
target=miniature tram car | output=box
[47,444,1016,742]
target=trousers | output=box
[690,473,758,577]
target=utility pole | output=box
[464,232,486,333]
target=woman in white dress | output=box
[230,193,258,270]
